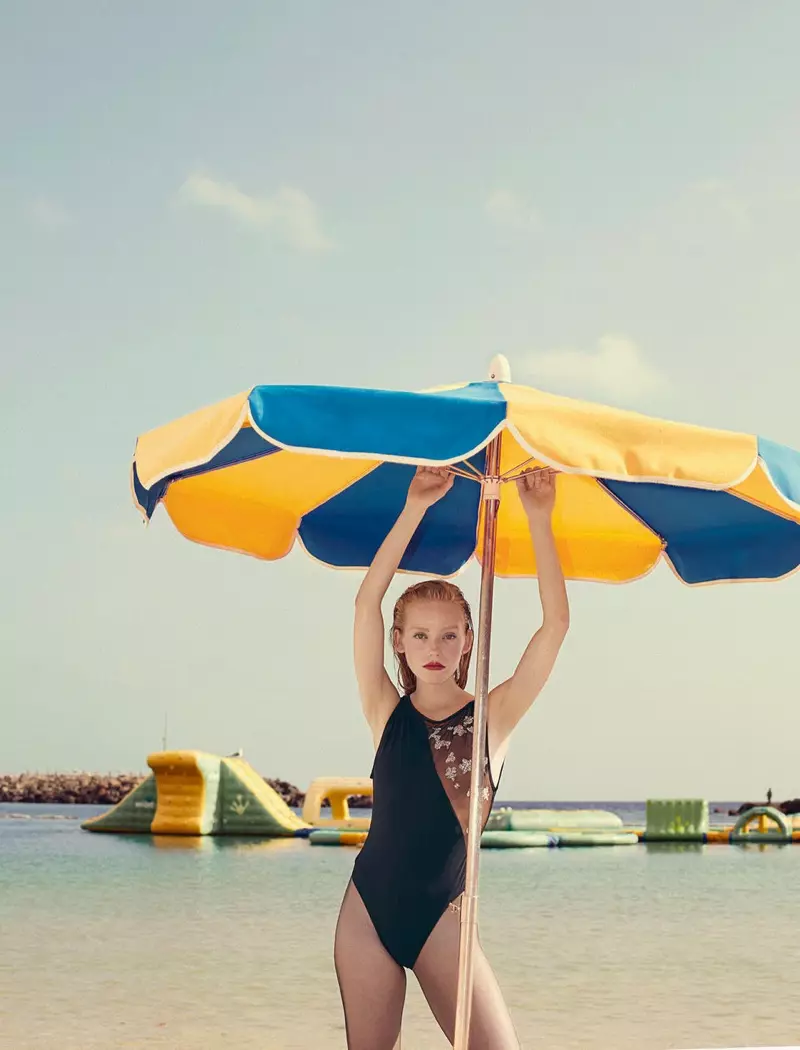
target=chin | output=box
[414,668,454,684]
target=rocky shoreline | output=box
[5,775,793,816]
[727,798,800,817]
[0,773,371,809]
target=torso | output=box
[351,695,503,967]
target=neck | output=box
[410,678,469,716]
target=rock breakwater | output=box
[0,772,369,809]
[0,773,147,805]
[728,798,800,817]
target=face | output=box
[394,599,472,684]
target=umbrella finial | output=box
[487,354,511,382]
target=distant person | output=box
[767,787,773,805]
[335,465,569,1049]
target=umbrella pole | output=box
[452,434,502,1050]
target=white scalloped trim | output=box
[505,420,761,491]
[136,396,251,491]
[152,505,798,587]
[293,526,476,580]
[757,455,800,514]
[662,549,800,588]
[247,408,508,468]
[135,388,773,503]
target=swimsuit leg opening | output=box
[411,897,520,1049]
[334,881,407,1050]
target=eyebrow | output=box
[409,625,461,631]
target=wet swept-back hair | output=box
[391,580,474,696]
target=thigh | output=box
[334,881,407,1050]
[412,899,519,1050]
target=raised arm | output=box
[354,466,453,744]
[489,468,569,750]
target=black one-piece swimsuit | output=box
[351,695,501,968]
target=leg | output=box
[412,899,519,1049]
[334,881,407,1050]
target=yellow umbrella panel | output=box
[133,380,800,585]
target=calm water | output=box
[1,803,798,1050]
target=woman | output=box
[334,465,569,1049]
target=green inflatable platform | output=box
[82,751,309,836]
[80,774,158,833]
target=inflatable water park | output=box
[82,750,800,848]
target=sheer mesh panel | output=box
[423,704,495,834]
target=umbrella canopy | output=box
[131,365,800,1050]
[132,379,800,586]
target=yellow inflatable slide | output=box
[82,751,309,836]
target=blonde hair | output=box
[391,580,474,696]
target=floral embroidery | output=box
[421,703,494,830]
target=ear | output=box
[392,626,405,655]
[462,629,474,656]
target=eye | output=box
[413,632,427,640]
[444,633,458,641]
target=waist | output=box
[354,831,466,892]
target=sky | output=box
[2,2,799,801]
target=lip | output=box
[423,662,445,670]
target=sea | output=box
[1,801,798,1050]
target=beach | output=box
[2,802,798,1050]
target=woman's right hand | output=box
[406,466,454,509]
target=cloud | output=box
[485,188,540,232]
[525,335,669,403]
[29,197,74,229]
[178,173,332,254]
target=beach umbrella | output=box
[131,355,800,1049]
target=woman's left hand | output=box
[516,467,558,518]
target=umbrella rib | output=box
[447,463,484,482]
[595,479,667,549]
[499,456,540,481]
